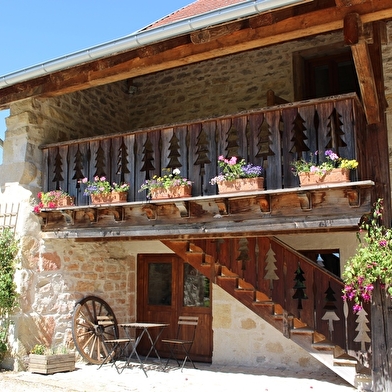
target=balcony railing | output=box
[41,93,366,206]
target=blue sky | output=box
[0,0,192,162]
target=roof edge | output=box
[0,0,309,90]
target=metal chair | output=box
[162,316,199,371]
[97,315,134,373]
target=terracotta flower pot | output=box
[90,191,127,204]
[42,196,74,208]
[150,185,192,199]
[298,168,350,186]
[217,177,264,194]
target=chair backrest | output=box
[176,316,198,341]
[97,315,119,339]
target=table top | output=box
[118,322,169,328]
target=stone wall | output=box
[128,32,343,129]
[213,285,325,370]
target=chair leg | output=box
[164,345,181,369]
[180,346,197,371]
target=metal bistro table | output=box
[118,322,169,377]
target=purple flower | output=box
[379,239,387,247]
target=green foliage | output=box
[291,150,358,176]
[31,344,46,355]
[342,199,392,313]
[139,168,192,197]
[0,229,19,358]
[0,229,18,316]
[30,344,70,355]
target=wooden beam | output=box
[346,14,380,124]
[1,1,392,108]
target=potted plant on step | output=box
[80,176,130,204]
[29,344,75,375]
[139,168,192,199]
[291,150,358,186]
[209,156,264,194]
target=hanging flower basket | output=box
[217,177,264,194]
[298,168,350,187]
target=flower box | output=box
[298,168,350,187]
[29,353,75,374]
[90,191,127,204]
[150,185,192,199]
[218,177,264,194]
[48,196,74,208]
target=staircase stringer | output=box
[160,239,365,388]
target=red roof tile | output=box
[143,0,247,30]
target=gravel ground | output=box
[0,361,359,392]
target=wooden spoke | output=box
[72,296,118,364]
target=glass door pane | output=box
[148,263,172,306]
[183,263,210,307]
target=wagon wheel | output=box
[72,295,119,364]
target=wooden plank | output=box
[350,39,380,124]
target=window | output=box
[294,45,360,101]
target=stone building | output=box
[0,0,391,389]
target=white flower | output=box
[173,168,181,175]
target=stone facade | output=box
[1,23,391,371]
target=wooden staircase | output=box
[162,238,372,388]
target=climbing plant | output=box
[0,228,19,361]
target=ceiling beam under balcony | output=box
[1,1,392,109]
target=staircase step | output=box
[333,353,358,366]
[216,276,238,291]
[220,266,239,277]
[290,326,314,335]
[237,278,254,290]
[234,289,256,303]
[189,243,203,253]
[255,291,271,303]
[312,340,335,350]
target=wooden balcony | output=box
[39,93,373,237]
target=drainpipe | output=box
[0,0,307,89]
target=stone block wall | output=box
[212,285,325,370]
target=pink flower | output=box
[228,157,237,165]
[353,304,363,313]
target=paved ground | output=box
[0,360,358,392]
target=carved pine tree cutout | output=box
[236,238,249,272]
[116,139,130,182]
[93,143,107,178]
[326,108,347,150]
[256,118,274,160]
[354,307,371,352]
[321,283,340,340]
[264,244,279,298]
[289,113,309,155]
[194,126,211,179]
[72,146,85,189]
[52,148,64,188]
[140,136,155,180]
[167,133,182,170]
[292,263,307,315]
[226,121,241,159]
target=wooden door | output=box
[137,254,212,362]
